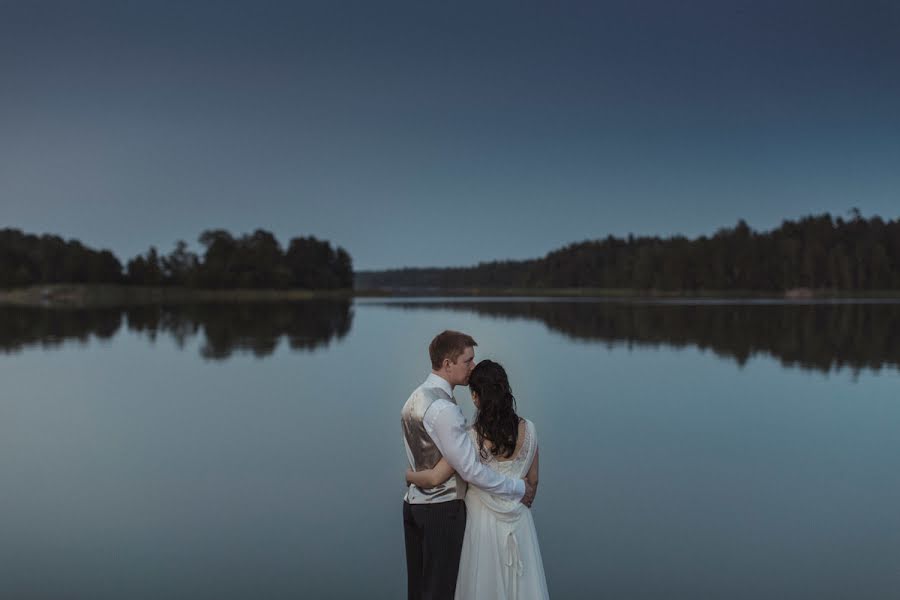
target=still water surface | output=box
[2,298,899,599]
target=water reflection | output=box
[0,301,352,359]
[375,299,900,374]
[6,298,900,373]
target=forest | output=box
[357,212,900,291]
[0,228,353,290]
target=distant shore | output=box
[4,284,900,308]
[356,287,900,300]
[0,284,353,308]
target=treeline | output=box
[0,229,123,286]
[357,212,900,291]
[0,228,353,290]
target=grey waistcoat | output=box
[401,384,467,504]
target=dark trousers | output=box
[403,500,467,600]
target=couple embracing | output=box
[402,330,550,599]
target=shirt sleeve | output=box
[424,400,525,501]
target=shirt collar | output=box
[424,372,453,399]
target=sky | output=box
[2,0,899,270]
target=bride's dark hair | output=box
[469,360,520,459]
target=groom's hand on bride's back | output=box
[521,479,536,508]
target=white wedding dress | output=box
[455,419,550,600]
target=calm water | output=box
[2,298,900,599]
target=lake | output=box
[2,297,899,599]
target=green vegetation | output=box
[0,284,352,308]
[0,228,352,291]
[357,212,900,293]
[0,230,122,286]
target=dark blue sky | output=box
[2,0,898,269]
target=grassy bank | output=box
[4,284,900,308]
[0,284,353,308]
[354,287,900,299]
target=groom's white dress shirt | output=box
[415,373,525,502]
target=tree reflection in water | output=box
[377,299,900,375]
[0,301,353,360]
[5,298,900,373]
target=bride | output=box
[407,360,550,600]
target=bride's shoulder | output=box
[517,417,537,436]
[523,418,538,439]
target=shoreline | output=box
[0,284,353,308]
[4,284,900,308]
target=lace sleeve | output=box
[516,419,537,476]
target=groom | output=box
[402,330,536,600]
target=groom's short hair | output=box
[429,330,477,369]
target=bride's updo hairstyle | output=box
[469,360,520,460]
